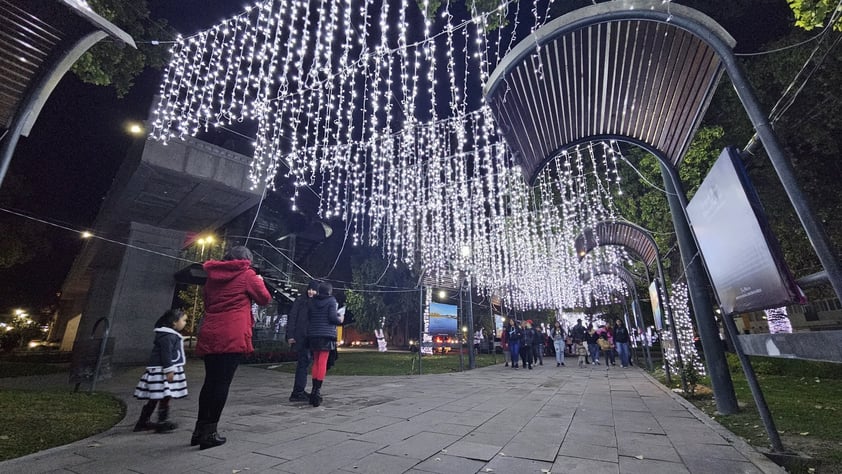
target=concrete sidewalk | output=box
[0,360,784,473]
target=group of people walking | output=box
[500,319,553,369]
[566,318,632,369]
[133,245,343,451]
[500,317,632,370]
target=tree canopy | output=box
[788,0,842,31]
[72,0,173,97]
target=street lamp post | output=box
[188,235,214,347]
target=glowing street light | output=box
[81,231,93,239]
[197,235,215,259]
[126,121,145,136]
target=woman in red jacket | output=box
[192,246,271,450]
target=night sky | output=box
[0,1,244,316]
[0,0,795,318]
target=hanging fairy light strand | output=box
[665,282,706,376]
[149,0,635,311]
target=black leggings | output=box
[197,353,241,424]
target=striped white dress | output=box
[133,327,188,400]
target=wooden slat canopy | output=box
[484,0,736,184]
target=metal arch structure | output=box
[483,0,740,413]
[574,220,659,270]
[574,226,687,390]
[579,262,658,371]
[482,0,842,429]
[484,0,734,184]
[0,0,136,188]
[580,262,638,290]
[483,0,842,308]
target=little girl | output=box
[133,309,188,433]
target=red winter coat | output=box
[196,259,272,356]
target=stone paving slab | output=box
[0,358,787,474]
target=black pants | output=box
[520,344,533,367]
[197,353,241,424]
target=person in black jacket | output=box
[613,319,632,367]
[306,281,343,407]
[286,280,319,402]
[506,319,522,369]
[520,320,536,370]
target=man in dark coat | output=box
[286,280,319,402]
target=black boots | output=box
[289,390,310,402]
[133,402,157,432]
[193,422,226,450]
[309,379,323,407]
[155,406,177,433]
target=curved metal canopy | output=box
[580,263,638,292]
[0,0,135,187]
[575,220,659,268]
[484,0,736,184]
[0,0,135,134]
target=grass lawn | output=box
[0,389,125,461]
[683,357,842,474]
[263,350,504,376]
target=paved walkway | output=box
[0,359,784,474]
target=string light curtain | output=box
[149,0,630,310]
[665,282,706,376]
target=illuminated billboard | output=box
[429,302,458,335]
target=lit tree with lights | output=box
[665,282,706,377]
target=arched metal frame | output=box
[579,262,655,371]
[574,219,658,269]
[483,0,813,448]
[578,225,687,388]
[0,0,135,188]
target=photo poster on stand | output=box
[422,287,433,355]
[649,279,664,331]
[687,147,804,315]
[494,314,506,338]
[429,302,458,336]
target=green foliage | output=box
[415,0,506,31]
[726,352,842,380]
[177,285,204,337]
[706,25,842,285]
[72,0,174,97]
[613,125,726,281]
[267,350,501,375]
[344,248,417,334]
[788,0,842,31]
[692,362,842,469]
[0,390,124,461]
[0,181,52,269]
[680,355,701,396]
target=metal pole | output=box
[418,286,423,375]
[719,50,842,304]
[458,285,464,372]
[467,280,476,370]
[721,311,785,453]
[490,302,496,364]
[90,317,111,393]
[631,287,653,370]
[660,162,739,414]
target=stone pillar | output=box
[74,222,186,365]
